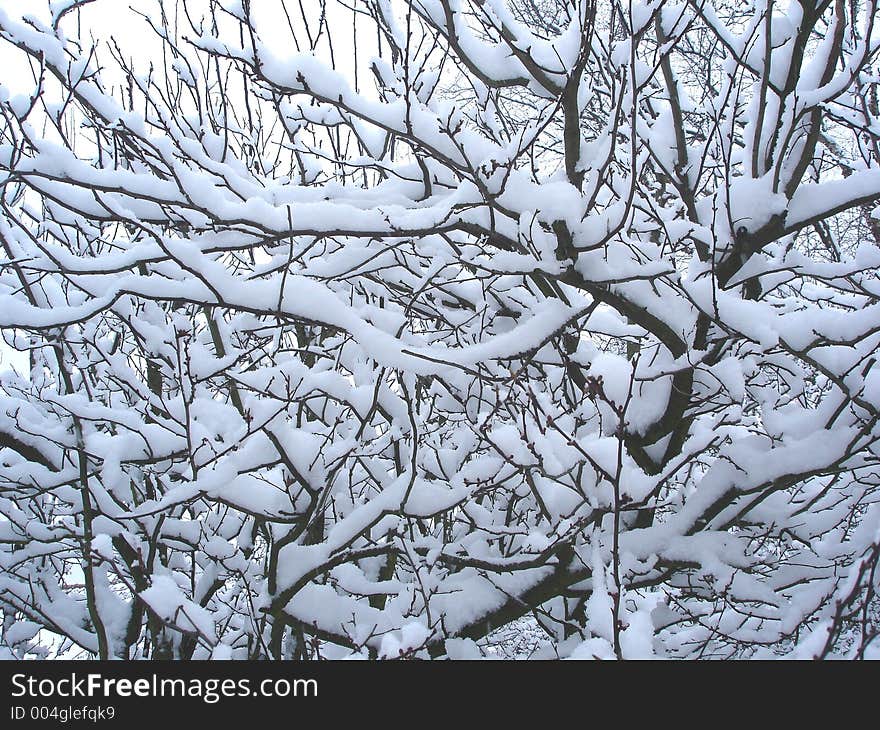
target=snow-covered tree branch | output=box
[0,0,878,659]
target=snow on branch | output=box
[0,0,878,660]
